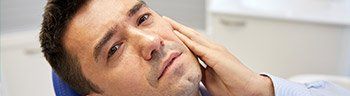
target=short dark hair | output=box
[39,0,101,95]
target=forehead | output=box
[69,0,139,35]
[63,0,139,59]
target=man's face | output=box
[63,0,202,95]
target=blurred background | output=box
[1,0,349,95]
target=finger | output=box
[163,16,201,39]
[164,16,216,47]
[173,30,208,57]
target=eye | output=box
[137,13,150,26]
[108,44,121,58]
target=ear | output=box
[86,92,103,96]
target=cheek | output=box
[143,11,182,43]
[153,19,182,43]
[102,59,152,94]
[114,55,146,83]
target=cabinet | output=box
[208,13,348,78]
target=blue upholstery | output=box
[52,71,211,96]
[52,71,80,96]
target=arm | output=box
[262,73,350,96]
[163,16,350,96]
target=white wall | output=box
[0,0,46,34]
[144,0,206,30]
[1,31,54,96]
[0,0,206,35]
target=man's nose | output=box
[128,28,164,60]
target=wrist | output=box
[250,74,275,96]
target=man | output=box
[40,0,350,96]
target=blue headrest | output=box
[52,71,80,96]
[52,71,210,96]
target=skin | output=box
[63,0,202,95]
[163,17,275,96]
[63,0,275,95]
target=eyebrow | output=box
[93,27,115,62]
[93,1,146,62]
[128,1,146,17]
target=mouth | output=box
[157,51,182,80]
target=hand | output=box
[163,16,274,96]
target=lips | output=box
[157,51,182,80]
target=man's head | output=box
[40,0,202,95]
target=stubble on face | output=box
[146,41,187,87]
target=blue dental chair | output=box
[52,71,211,96]
[52,71,80,96]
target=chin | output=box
[162,77,200,96]
[167,61,202,95]
[180,60,202,89]
[159,50,202,95]
[175,73,201,96]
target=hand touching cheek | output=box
[163,16,274,96]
